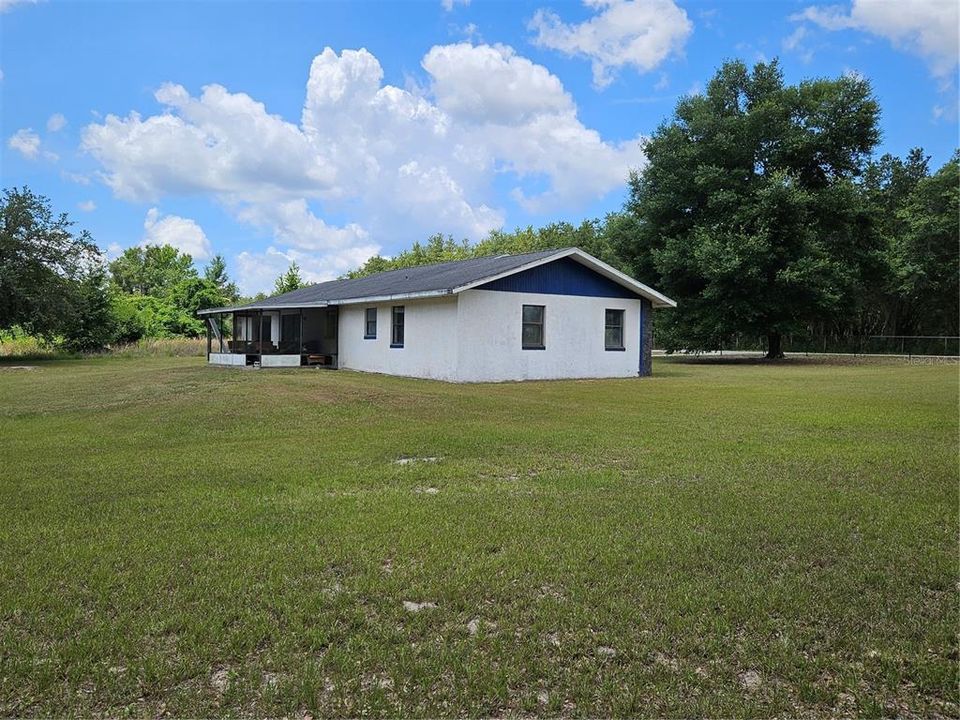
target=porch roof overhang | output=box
[197,289,460,316]
[198,302,328,315]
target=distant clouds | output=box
[0,0,39,13]
[7,128,40,158]
[8,126,57,161]
[46,113,66,132]
[529,0,692,88]
[81,43,647,292]
[792,0,959,78]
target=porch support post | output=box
[206,318,211,359]
[299,308,303,354]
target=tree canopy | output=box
[274,262,307,295]
[626,59,881,357]
[0,187,104,342]
[862,150,959,338]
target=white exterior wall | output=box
[337,296,460,381]
[454,289,641,382]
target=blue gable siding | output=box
[475,257,640,299]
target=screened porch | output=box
[205,307,338,367]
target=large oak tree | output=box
[627,60,880,357]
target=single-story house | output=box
[198,247,675,382]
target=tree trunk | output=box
[765,331,784,359]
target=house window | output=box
[391,306,404,347]
[522,304,545,349]
[364,308,377,339]
[605,309,625,350]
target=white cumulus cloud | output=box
[82,43,646,291]
[77,200,96,212]
[792,0,959,77]
[47,113,67,132]
[423,43,572,123]
[529,0,693,88]
[142,208,213,260]
[440,0,469,10]
[7,128,41,159]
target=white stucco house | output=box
[198,247,675,382]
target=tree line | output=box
[0,187,313,351]
[2,60,957,356]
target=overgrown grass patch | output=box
[0,357,956,717]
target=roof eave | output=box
[197,289,456,315]
[330,289,454,306]
[197,301,330,315]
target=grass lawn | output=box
[0,356,956,717]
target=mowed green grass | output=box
[0,357,956,718]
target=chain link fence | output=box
[704,334,960,357]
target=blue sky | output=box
[2,0,957,293]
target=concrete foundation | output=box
[260,354,301,367]
[208,353,246,366]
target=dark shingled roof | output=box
[201,248,566,313]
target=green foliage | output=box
[0,187,103,341]
[0,186,245,349]
[106,245,239,341]
[627,59,881,356]
[274,262,307,294]
[60,267,118,352]
[895,153,960,336]
[108,244,197,296]
[110,280,217,340]
[109,291,149,342]
[204,254,239,302]
[863,150,959,336]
